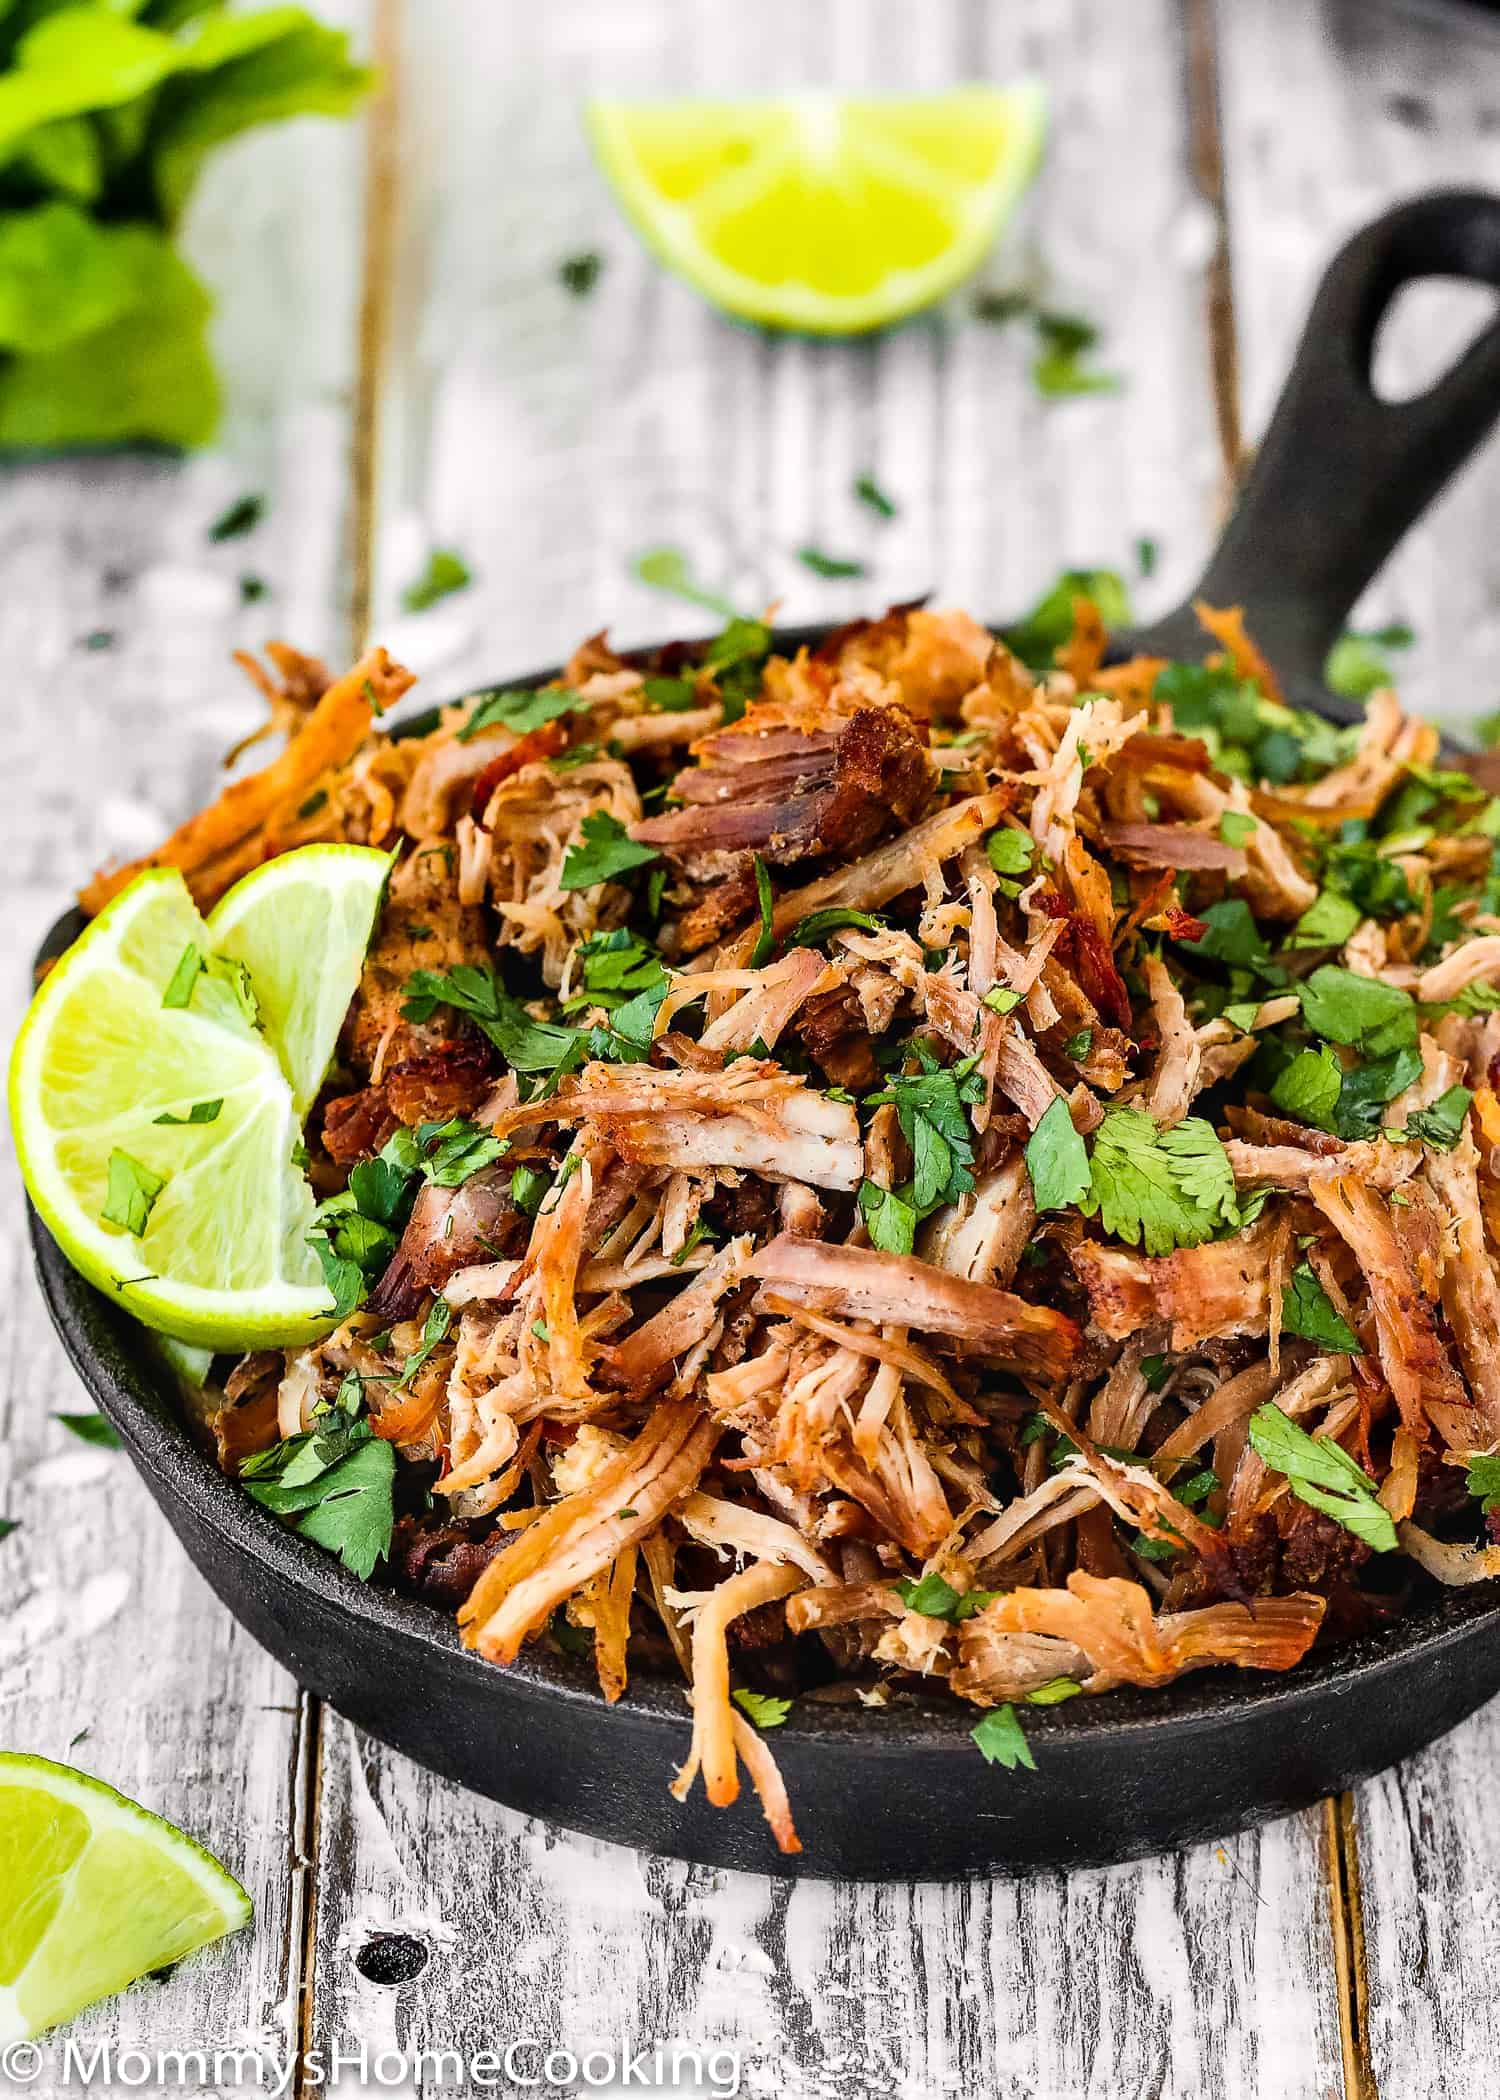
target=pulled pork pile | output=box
[89,597,1500,1852]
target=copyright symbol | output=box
[0,2041,43,2084]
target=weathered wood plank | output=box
[305,5,1345,2094]
[1217,3,1500,2093]
[1215,0,1500,730]
[0,10,369,2082]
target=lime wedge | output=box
[10,846,384,1348]
[586,83,1046,334]
[0,1752,251,2042]
[209,843,391,1118]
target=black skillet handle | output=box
[1138,190,1500,694]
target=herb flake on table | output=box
[854,472,897,519]
[798,545,867,579]
[403,548,472,612]
[558,250,604,297]
[54,1413,122,1449]
[208,493,264,541]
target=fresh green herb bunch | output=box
[0,3,370,448]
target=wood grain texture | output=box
[1215,0,1500,729]
[302,6,1344,2096]
[1217,5,1500,2094]
[0,6,368,2085]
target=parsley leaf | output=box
[457,685,580,742]
[1080,1110,1248,1256]
[894,1573,997,1622]
[732,1687,792,1729]
[1281,1264,1363,1352]
[1247,1402,1396,1552]
[750,855,775,967]
[971,1704,1037,1771]
[403,548,471,612]
[101,1150,164,1237]
[1026,1097,1091,1212]
[559,811,661,892]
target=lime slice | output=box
[9,856,374,1348]
[0,1752,251,2042]
[209,843,391,1118]
[586,83,1046,334]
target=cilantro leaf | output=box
[1331,1044,1424,1140]
[1299,965,1418,1057]
[1140,1352,1171,1391]
[750,855,775,967]
[732,1687,792,1729]
[864,1054,983,1212]
[162,943,203,1008]
[397,1295,452,1386]
[54,1412,121,1448]
[999,569,1132,672]
[401,963,583,1074]
[101,1150,164,1237]
[1288,889,1362,950]
[1247,1402,1396,1552]
[1281,1264,1363,1352]
[789,907,887,947]
[559,811,661,892]
[152,1098,222,1126]
[854,472,897,519]
[418,1117,506,1186]
[971,1704,1037,1771]
[1269,1046,1342,1132]
[632,546,738,619]
[1026,1097,1091,1212]
[1186,898,1270,969]
[1218,810,1257,848]
[208,493,263,541]
[457,685,580,742]
[702,615,773,722]
[1389,1084,1473,1151]
[1063,1028,1094,1061]
[894,1573,997,1622]
[403,548,471,612]
[642,675,699,712]
[1325,625,1413,700]
[1079,1110,1247,1257]
[1027,1676,1083,1705]
[986,827,1036,880]
[858,1178,922,1255]
[1466,1453,1500,1513]
[244,1428,396,1581]
[798,546,866,579]
[510,1164,550,1216]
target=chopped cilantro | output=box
[1079,1110,1251,1257]
[854,472,897,519]
[1187,898,1270,969]
[632,546,738,620]
[402,963,582,1073]
[458,685,580,741]
[1465,1453,1500,1513]
[296,788,328,820]
[789,907,887,947]
[986,827,1035,882]
[403,548,471,612]
[208,493,264,542]
[703,614,773,721]
[397,1296,452,1386]
[0,1518,16,1542]
[1331,1043,1424,1140]
[54,1412,122,1449]
[894,1573,997,1622]
[240,574,267,604]
[1135,535,1159,579]
[971,1704,1037,1772]
[242,1420,396,1580]
[642,675,698,712]
[1299,966,1418,1057]
[858,1178,922,1256]
[558,250,603,297]
[1028,1676,1083,1706]
[1000,569,1132,672]
[1139,1352,1171,1392]
[559,811,662,892]
[1281,1264,1363,1353]
[798,546,867,579]
[983,986,1023,1015]
[1389,1084,1472,1150]
[420,1117,506,1186]
[1025,1097,1091,1213]
[1062,1028,1094,1060]
[1325,624,1413,700]
[1269,1045,1343,1132]
[865,1049,983,1212]
[1247,1402,1395,1552]
[732,1688,792,1729]
[1218,810,1257,848]
[153,1099,223,1127]
[750,856,775,967]
[510,1164,550,1216]
[162,944,203,1009]
[1288,889,1362,950]
[1032,310,1120,397]
[101,1151,163,1237]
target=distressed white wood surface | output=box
[308,7,1344,2098]
[0,1,367,2082]
[1217,3,1500,2093]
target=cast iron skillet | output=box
[28,191,1500,1880]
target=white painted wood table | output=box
[6,2,1500,2094]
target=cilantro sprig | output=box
[559,811,662,892]
[241,1417,397,1580]
[1247,1402,1396,1553]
